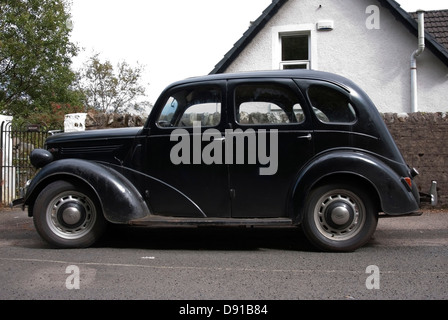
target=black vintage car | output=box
[14,70,434,251]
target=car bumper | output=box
[420,180,438,206]
[11,197,25,208]
[10,179,31,209]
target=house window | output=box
[280,34,310,70]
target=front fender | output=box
[24,159,150,224]
[292,150,420,219]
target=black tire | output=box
[33,180,107,248]
[302,183,378,252]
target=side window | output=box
[308,85,357,124]
[157,86,222,128]
[235,83,305,125]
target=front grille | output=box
[60,145,122,155]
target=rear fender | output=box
[292,151,420,222]
[24,159,150,224]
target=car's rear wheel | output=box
[33,180,106,248]
[302,183,378,252]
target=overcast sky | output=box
[70,0,447,104]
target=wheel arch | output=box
[292,172,381,224]
[26,173,100,216]
[25,159,150,224]
[289,150,418,223]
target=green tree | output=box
[77,54,150,114]
[0,0,81,124]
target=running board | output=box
[129,215,294,227]
[379,211,423,218]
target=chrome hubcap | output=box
[46,191,96,240]
[61,206,83,226]
[314,190,365,241]
[330,205,351,226]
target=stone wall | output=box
[80,111,447,208]
[84,112,145,130]
[382,112,447,208]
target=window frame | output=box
[271,25,316,71]
[155,83,224,129]
[279,33,310,70]
[231,80,309,128]
[305,83,359,126]
[280,61,310,70]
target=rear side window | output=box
[308,85,356,124]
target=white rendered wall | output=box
[223,0,448,113]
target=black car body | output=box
[14,70,430,251]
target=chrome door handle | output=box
[298,133,312,141]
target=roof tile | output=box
[411,10,448,50]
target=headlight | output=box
[29,149,54,168]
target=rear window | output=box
[308,85,357,124]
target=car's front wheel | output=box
[33,180,107,248]
[302,183,378,252]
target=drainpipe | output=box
[410,10,425,113]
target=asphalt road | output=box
[0,207,446,303]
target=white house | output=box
[211,0,448,113]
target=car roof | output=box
[166,69,357,92]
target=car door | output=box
[295,79,360,153]
[143,81,231,218]
[227,79,314,218]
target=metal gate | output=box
[0,121,61,205]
